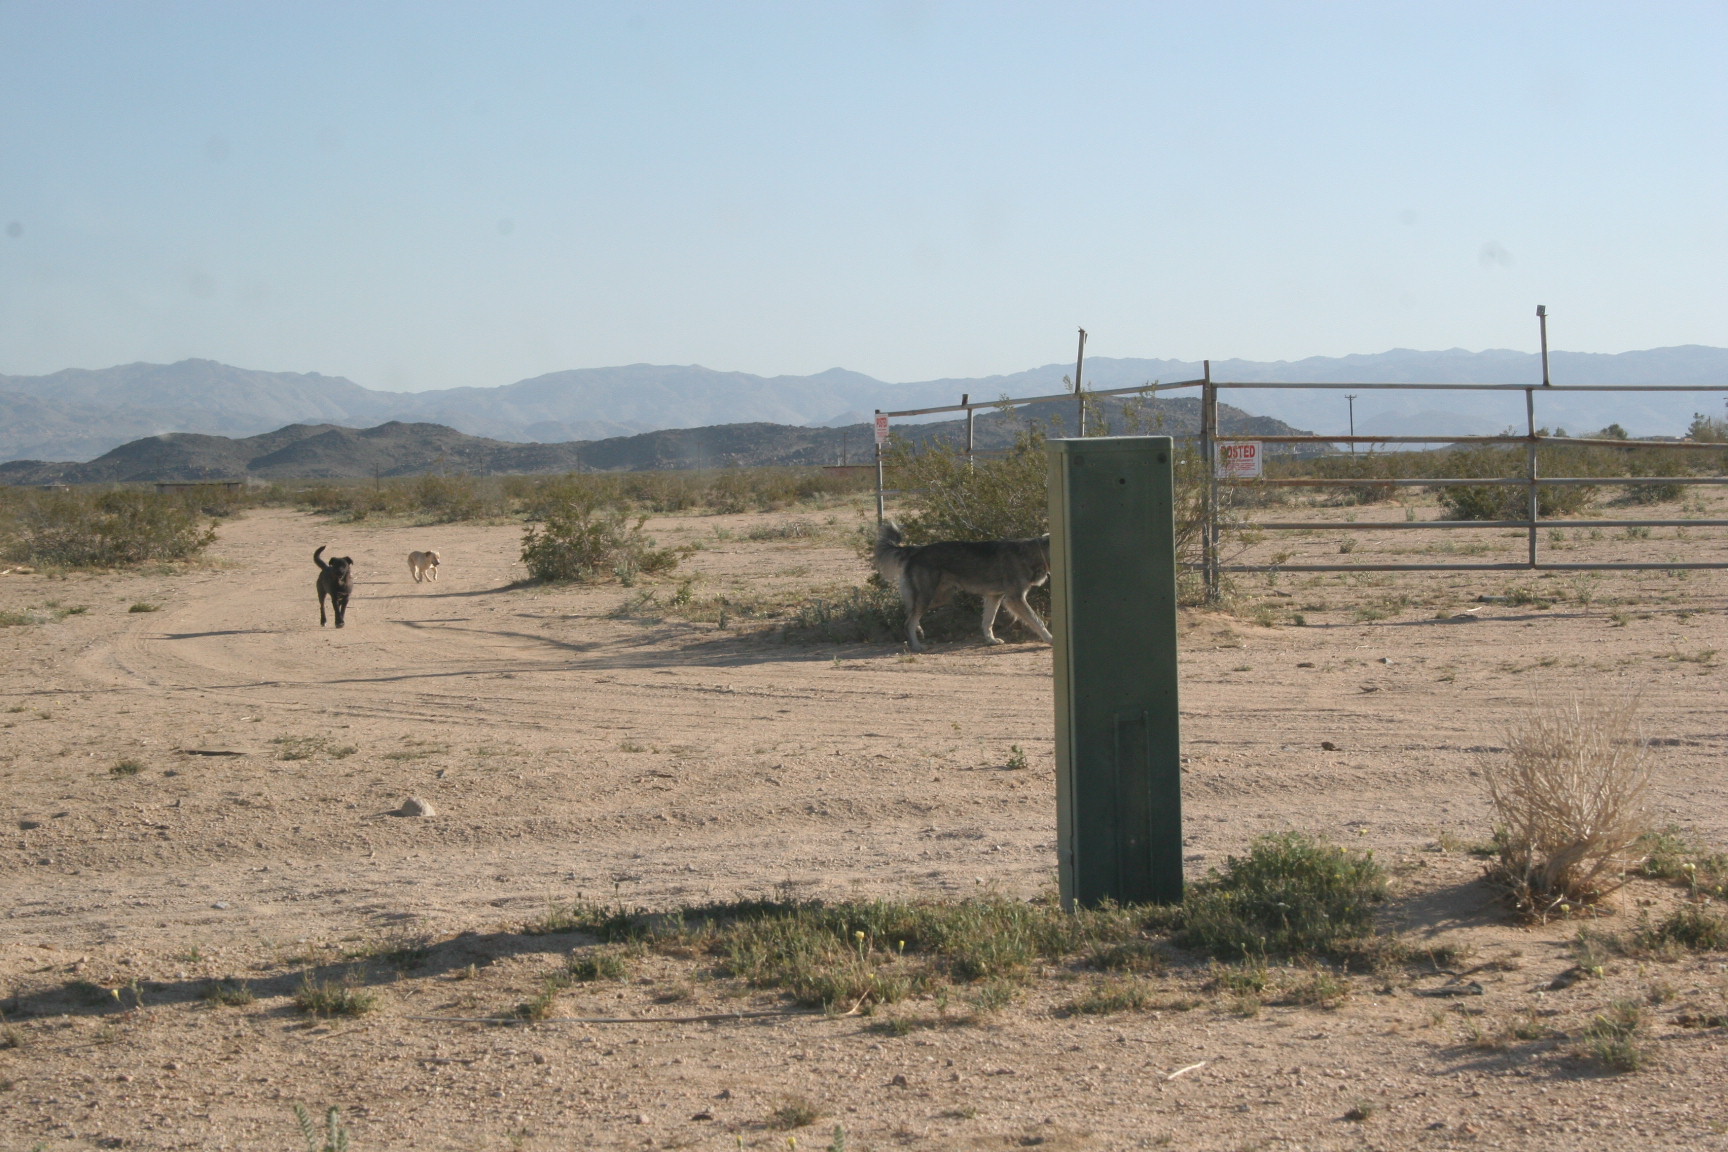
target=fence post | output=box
[1525,386,1538,568]
[1200,361,1219,601]
[874,411,886,524]
[963,393,974,470]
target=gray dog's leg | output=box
[980,594,1006,644]
[900,574,925,651]
[1002,591,1053,643]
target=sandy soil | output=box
[3,500,1728,1151]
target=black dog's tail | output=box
[873,521,910,583]
[314,545,329,571]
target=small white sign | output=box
[1216,440,1263,479]
[874,413,890,446]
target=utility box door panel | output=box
[1047,436,1183,907]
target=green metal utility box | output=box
[1047,436,1184,908]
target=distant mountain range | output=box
[0,396,1304,485]
[1,346,1724,464]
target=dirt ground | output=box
[3,499,1728,1151]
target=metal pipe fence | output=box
[1196,372,1728,599]
[872,364,1728,601]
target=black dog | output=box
[313,545,354,628]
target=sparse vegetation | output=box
[1578,1000,1648,1072]
[293,1104,351,1152]
[769,1094,824,1129]
[273,736,358,761]
[1065,976,1156,1015]
[127,602,160,613]
[1635,903,1728,952]
[293,976,379,1018]
[1180,832,1388,960]
[0,487,218,568]
[110,758,144,777]
[565,949,630,982]
[200,980,255,1007]
[1483,697,1652,919]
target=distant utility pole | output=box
[1346,394,1357,455]
[1074,328,1088,436]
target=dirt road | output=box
[3,504,1727,1150]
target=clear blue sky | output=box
[2,1,1724,391]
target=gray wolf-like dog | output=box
[873,521,1053,652]
[407,550,441,583]
[313,545,354,628]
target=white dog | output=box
[407,550,441,583]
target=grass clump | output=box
[769,1094,824,1129]
[127,602,160,613]
[520,496,682,584]
[1578,1000,1648,1073]
[1635,903,1728,952]
[1636,827,1728,899]
[566,949,630,981]
[1064,977,1156,1015]
[110,758,145,777]
[293,976,378,1018]
[200,980,255,1007]
[1482,697,1652,920]
[1180,832,1387,960]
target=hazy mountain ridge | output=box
[2,346,1723,463]
[0,397,1304,485]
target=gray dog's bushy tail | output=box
[873,521,909,583]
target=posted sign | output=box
[874,413,890,446]
[1216,440,1263,480]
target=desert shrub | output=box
[2,488,217,568]
[780,584,906,644]
[408,474,500,522]
[520,497,681,583]
[1180,832,1388,960]
[1482,697,1652,920]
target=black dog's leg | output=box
[333,592,347,628]
[319,586,329,627]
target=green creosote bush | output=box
[1179,832,1388,960]
[520,496,682,583]
[1,488,217,568]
